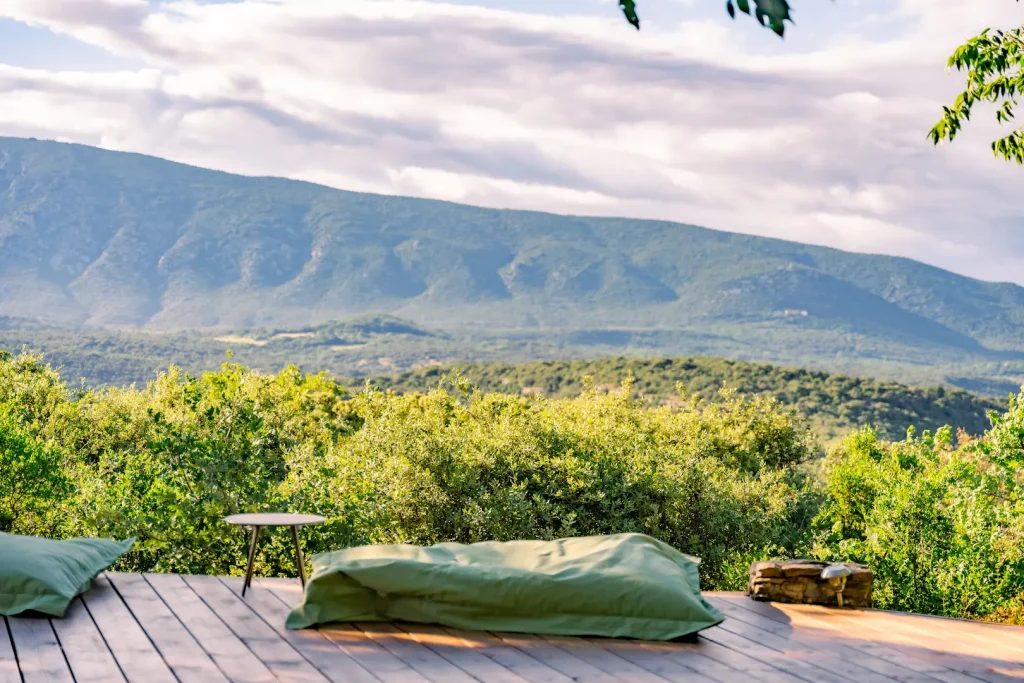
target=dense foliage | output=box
[1,351,1021,623]
[362,357,1003,442]
[814,422,1024,622]
[931,8,1024,164]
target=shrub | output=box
[813,416,1024,620]
[0,409,71,535]
[67,364,357,574]
[286,383,814,588]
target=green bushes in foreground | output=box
[814,416,1024,621]
[0,350,1022,623]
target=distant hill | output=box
[4,136,1024,388]
[0,310,1003,440]
[361,357,1005,443]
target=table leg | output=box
[242,525,262,597]
[291,525,307,588]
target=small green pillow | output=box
[0,532,135,617]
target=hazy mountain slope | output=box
[2,136,1024,358]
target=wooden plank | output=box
[580,637,753,683]
[624,636,781,679]
[107,571,229,683]
[868,610,1024,664]
[0,619,20,683]
[257,576,426,683]
[396,622,530,683]
[623,635,786,683]
[704,604,916,683]
[224,576,383,683]
[734,594,1024,665]
[51,596,126,682]
[258,575,304,602]
[719,596,1023,683]
[699,624,865,683]
[82,574,177,683]
[683,638,809,682]
[782,603,1024,683]
[790,611,1024,683]
[442,628,575,683]
[355,621,479,683]
[183,574,330,682]
[706,596,949,683]
[867,608,1024,661]
[145,572,277,682]
[7,617,73,683]
[711,596,984,683]
[493,631,623,683]
[537,634,673,682]
[319,621,429,683]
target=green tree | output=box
[0,410,71,535]
[930,10,1024,165]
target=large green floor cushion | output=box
[0,532,135,617]
[286,533,724,640]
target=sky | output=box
[0,0,1022,283]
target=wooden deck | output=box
[2,574,1022,683]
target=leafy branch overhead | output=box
[930,20,1024,165]
[618,2,1022,166]
[619,0,795,36]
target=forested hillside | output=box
[4,137,1024,373]
[364,357,1004,442]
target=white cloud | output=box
[0,0,1020,284]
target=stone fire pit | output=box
[748,560,872,608]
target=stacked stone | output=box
[747,560,873,608]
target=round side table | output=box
[225,512,326,596]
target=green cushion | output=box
[0,532,135,617]
[286,533,724,640]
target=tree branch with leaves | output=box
[617,2,1022,166]
[930,18,1024,165]
[619,0,795,36]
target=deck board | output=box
[2,576,1022,683]
[493,632,625,683]
[107,571,229,683]
[50,596,126,683]
[183,574,330,682]
[81,574,178,683]
[538,634,676,682]
[720,594,1024,681]
[580,637,733,683]
[355,621,481,683]
[706,597,926,683]
[145,572,277,683]
[255,579,421,683]
[395,622,530,683]
[708,595,977,683]
[7,616,74,683]
[441,628,577,683]
[0,619,21,683]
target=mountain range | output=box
[2,136,1024,391]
